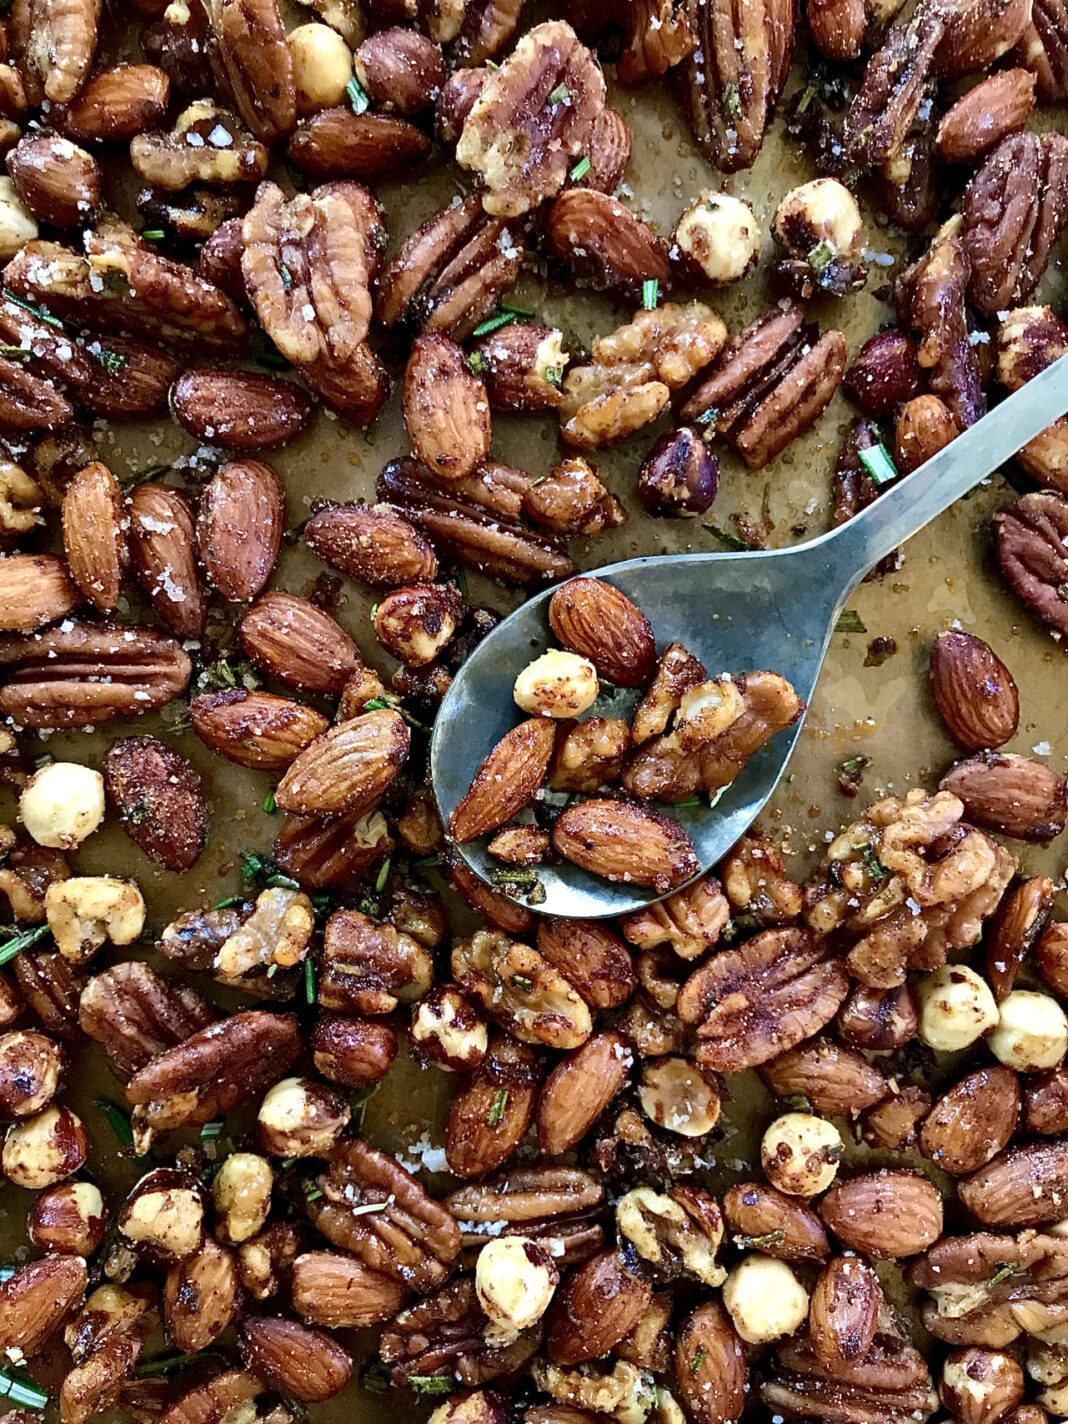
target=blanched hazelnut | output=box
[0,175,38,259]
[45,877,146,964]
[117,1167,206,1263]
[917,964,999,1052]
[288,23,354,112]
[20,762,105,849]
[475,1235,559,1335]
[410,985,488,1072]
[941,1347,1024,1424]
[257,1075,350,1158]
[1029,1340,1068,1415]
[513,649,599,718]
[374,584,462,667]
[0,1029,64,1119]
[638,1057,721,1137]
[721,1253,810,1344]
[212,1151,273,1244]
[29,1179,106,1255]
[2,1103,88,1188]
[989,990,1068,1071]
[673,192,761,286]
[760,1112,843,1196]
[772,178,866,298]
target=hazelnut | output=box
[772,178,866,298]
[989,990,1068,1071]
[0,175,38,259]
[429,1392,510,1424]
[29,1180,107,1255]
[637,427,719,519]
[941,1348,1025,1424]
[373,584,462,667]
[410,985,488,1072]
[117,1167,207,1263]
[19,762,105,849]
[0,1029,64,1120]
[895,394,958,474]
[475,1235,559,1335]
[257,1075,350,1158]
[916,964,999,1052]
[311,1013,398,1088]
[513,649,599,718]
[760,1112,843,1196]
[721,1253,810,1344]
[1029,1340,1068,1415]
[842,329,924,418]
[212,1151,273,1244]
[44,876,146,964]
[638,1057,721,1138]
[2,1103,88,1188]
[673,192,761,287]
[287,23,354,113]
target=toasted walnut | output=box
[131,101,267,189]
[213,887,314,986]
[531,1357,655,1423]
[522,458,625,536]
[616,1186,725,1286]
[549,716,631,792]
[996,307,1068,492]
[453,930,592,1050]
[621,876,729,961]
[44,877,144,965]
[61,1283,154,1424]
[320,909,433,1015]
[0,459,41,538]
[721,835,802,923]
[592,304,729,391]
[804,788,1015,988]
[558,362,671,450]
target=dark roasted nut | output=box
[809,1254,882,1368]
[131,101,267,189]
[1015,0,1068,98]
[806,0,866,58]
[61,64,170,140]
[996,306,1068,491]
[305,501,438,588]
[403,334,491,483]
[0,1254,87,1356]
[275,710,409,819]
[135,183,243,243]
[920,1066,1020,1175]
[678,927,848,1074]
[760,1039,886,1117]
[240,591,361,694]
[675,1300,747,1424]
[446,851,535,936]
[198,216,245,301]
[547,717,630,793]
[61,461,127,615]
[546,188,670,295]
[930,631,1019,751]
[354,28,445,114]
[446,1032,539,1180]
[538,1031,631,1156]
[843,9,945,168]
[117,1166,206,1264]
[163,1237,239,1352]
[12,951,83,1042]
[1038,922,1068,998]
[987,875,1056,1000]
[722,1181,830,1260]
[288,108,432,177]
[940,1347,1024,1424]
[958,1141,1068,1227]
[0,1028,64,1119]
[637,427,718,518]
[170,370,314,451]
[290,1250,407,1329]
[548,577,655,687]
[940,753,1068,842]
[7,134,100,227]
[682,303,847,469]
[0,553,77,631]
[995,492,1068,637]
[447,1164,603,1263]
[899,233,984,429]
[820,1170,943,1257]
[307,1136,461,1290]
[546,1251,651,1366]
[79,961,215,1083]
[104,736,206,874]
[962,133,1068,318]
[679,0,794,171]
[843,329,924,417]
[196,460,283,603]
[1024,1067,1068,1134]
[237,1221,305,1302]
[449,0,526,63]
[237,1316,351,1403]
[895,393,959,473]
[838,983,918,1050]
[0,354,72,433]
[382,1276,540,1388]
[862,1085,932,1152]
[410,985,488,1073]
[937,69,1036,163]
[192,690,328,773]
[436,67,489,144]
[536,918,635,1009]
[29,1180,106,1256]
[8,0,99,104]
[312,1012,397,1087]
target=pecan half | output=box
[79,961,215,1082]
[208,0,297,145]
[380,1276,540,1387]
[9,0,101,104]
[763,1327,938,1424]
[995,492,1068,637]
[897,231,984,428]
[843,9,944,169]
[131,101,267,189]
[1016,0,1068,98]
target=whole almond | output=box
[929,631,1019,750]
[104,734,207,873]
[305,502,438,588]
[722,1182,830,1261]
[403,333,491,482]
[675,1300,746,1424]
[240,592,361,695]
[537,1030,632,1156]
[547,188,671,294]
[549,577,657,686]
[958,1140,1068,1226]
[1023,1066,1068,1135]
[449,718,556,842]
[546,1249,652,1366]
[197,459,284,602]
[919,1066,1020,1176]
[819,1170,943,1257]
[236,1315,352,1402]
[164,1238,239,1352]
[809,1255,881,1367]
[536,918,636,1009]
[290,1251,407,1329]
[129,482,205,640]
[760,1040,886,1117]
[61,461,128,613]
[275,709,410,818]
[986,875,1056,1000]
[61,64,171,141]
[288,109,432,177]
[191,689,329,771]
[7,135,101,227]
[171,370,314,451]
[940,752,1068,841]
[0,553,79,631]
[936,69,1036,163]
[552,798,699,894]
[445,1031,539,1180]
[0,1254,87,1356]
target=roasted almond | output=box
[759,1039,886,1117]
[551,798,699,894]
[288,108,432,177]
[290,1251,407,1329]
[940,752,1068,841]
[0,553,79,631]
[675,1300,747,1424]
[536,917,636,1009]
[548,577,657,687]
[191,689,329,771]
[236,1315,352,1403]
[163,1237,239,1353]
[819,1170,943,1258]
[197,459,284,602]
[537,1030,632,1156]
[722,1182,830,1261]
[445,1031,539,1180]
[240,592,361,695]
[546,1250,652,1366]
[129,482,206,641]
[275,709,410,818]
[546,187,671,295]
[171,370,314,451]
[929,631,1019,750]
[919,1065,1020,1176]
[403,333,492,483]
[449,718,555,842]
[7,134,101,227]
[305,501,438,588]
[986,874,1056,1000]
[0,1253,87,1356]
[61,461,128,614]
[809,1255,882,1368]
[61,64,171,141]
[104,735,207,873]
[936,68,1036,163]
[958,1140,1068,1226]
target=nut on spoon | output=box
[431,355,1068,919]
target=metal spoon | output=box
[431,354,1068,920]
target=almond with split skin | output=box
[276,709,410,819]
[552,798,699,893]
[449,718,556,842]
[549,577,657,687]
[929,631,1019,750]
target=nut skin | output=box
[838,983,918,1050]
[809,1254,882,1366]
[450,718,555,842]
[0,1254,88,1357]
[538,1031,632,1156]
[546,187,671,296]
[288,109,432,179]
[675,1299,747,1424]
[842,329,924,417]
[403,333,491,483]
[304,501,439,589]
[241,592,362,695]
[637,427,718,518]
[1038,923,1068,999]
[164,1236,240,1353]
[257,1075,351,1158]
[28,1180,106,1255]
[940,1348,1025,1424]
[930,631,1020,751]
[128,483,205,640]
[290,1249,408,1329]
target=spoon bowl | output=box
[431,354,1068,919]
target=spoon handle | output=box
[813,352,1068,599]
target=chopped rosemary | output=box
[93,1097,135,1149]
[302,1178,323,1202]
[0,922,50,966]
[988,1263,1021,1288]
[695,405,720,427]
[642,278,659,310]
[859,441,899,486]
[0,346,29,360]
[569,155,591,182]
[487,1089,509,1126]
[409,1377,454,1396]
[464,351,486,374]
[703,523,748,552]
[690,1346,707,1374]
[375,857,392,894]
[304,956,316,1005]
[807,239,835,272]
[94,347,129,375]
[200,1120,223,1140]
[741,1228,786,1250]
[860,846,890,881]
[510,974,533,992]
[0,1371,48,1409]
[263,789,276,814]
[835,608,867,634]
[278,260,293,292]
[2,288,66,330]
[471,310,517,338]
[544,365,563,388]
[346,75,370,115]
[548,82,569,104]
[135,1352,224,1379]
[141,229,165,241]
[722,82,743,120]
[360,1360,391,1395]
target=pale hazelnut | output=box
[410,985,488,1073]
[19,762,105,849]
[760,1112,843,1196]
[0,175,38,259]
[257,1075,350,1158]
[989,990,1068,1072]
[941,1347,1024,1424]
[2,1103,88,1188]
[773,177,865,260]
[513,648,599,718]
[673,192,761,286]
[45,876,146,964]
[212,1151,273,1244]
[1028,1340,1068,1415]
[29,1180,107,1255]
[475,1235,559,1334]
[638,1057,721,1137]
[288,23,354,112]
[721,1253,810,1344]
[916,964,999,1052]
[0,1029,64,1119]
[117,1167,206,1263]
